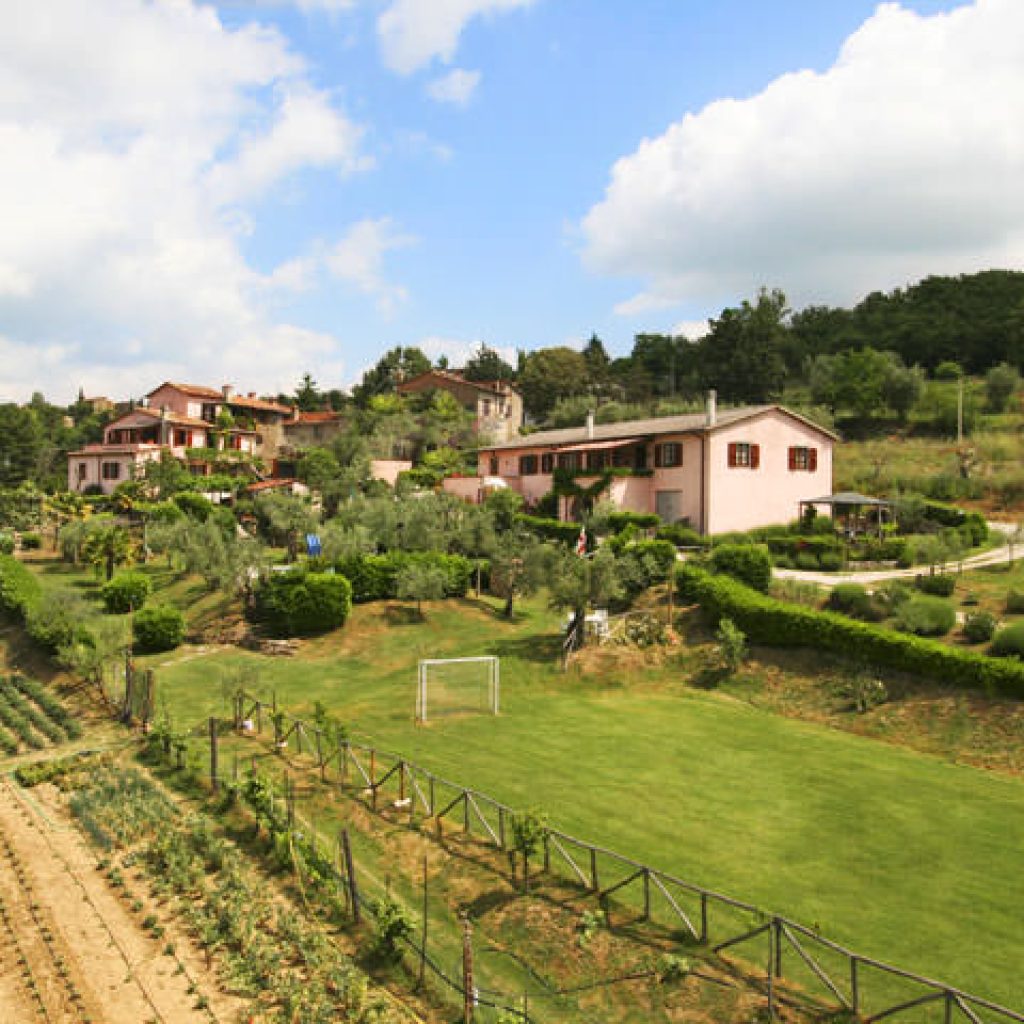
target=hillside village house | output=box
[68,382,293,494]
[396,369,524,443]
[451,394,836,534]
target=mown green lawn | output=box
[148,595,1024,1010]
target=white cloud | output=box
[612,293,680,317]
[581,0,1024,313]
[206,83,369,206]
[324,218,417,315]
[426,68,481,106]
[671,319,710,341]
[0,0,367,402]
[377,0,535,75]
[417,335,516,369]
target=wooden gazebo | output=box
[798,491,894,539]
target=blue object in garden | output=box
[306,534,322,557]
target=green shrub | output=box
[655,523,708,549]
[0,533,13,555]
[991,622,1024,659]
[606,511,660,533]
[26,590,92,653]
[133,605,186,653]
[826,584,881,621]
[516,514,584,547]
[675,564,1024,695]
[0,555,42,623]
[818,551,844,572]
[794,551,820,571]
[894,596,956,637]
[915,573,956,597]
[172,492,213,522]
[334,552,472,603]
[252,569,353,637]
[1006,589,1024,614]
[709,543,772,593]
[963,611,998,644]
[101,571,152,614]
[19,533,41,550]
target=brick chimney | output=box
[222,384,234,400]
[706,389,717,428]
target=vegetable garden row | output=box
[0,675,80,755]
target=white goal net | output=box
[416,657,500,723]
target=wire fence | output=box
[142,690,1024,1024]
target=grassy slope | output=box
[149,596,1024,1009]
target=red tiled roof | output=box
[228,394,292,415]
[397,369,516,396]
[70,443,164,455]
[145,381,291,415]
[107,408,211,430]
[147,381,224,400]
[289,411,343,424]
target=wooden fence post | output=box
[850,957,859,1016]
[462,915,474,1024]
[209,717,219,792]
[418,854,428,990]
[341,828,360,924]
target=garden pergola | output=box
[798,491,894,538]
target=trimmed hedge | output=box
[0,555,42,623]
[708,543,772,593]
[133,604,186,653]
[516,514,583,547]
[101,571,152,613]
[253,569,353,637]
[656,523,708,549]
[333,552,472,604]
[676,564,1024,696]
[606,511,660,533]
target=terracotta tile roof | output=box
[70,443,164,455]
[287,411,344,424]
[227,394,293,415]
[476,405,837,451]
[397,369,517,396]
[105,408,210,430]
[147,381,224,399]
[144,381,291,415]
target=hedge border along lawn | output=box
[677,564,1024,696]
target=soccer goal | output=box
[415,657,500,723]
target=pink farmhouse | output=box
[67,382,292,495]
[456,396,836,534]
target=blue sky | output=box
[1,0,1017,403]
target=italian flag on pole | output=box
[576,526,587,557]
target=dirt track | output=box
[0,778,236,1024]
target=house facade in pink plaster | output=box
[67,382,292,494]
[461,399,835,534]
